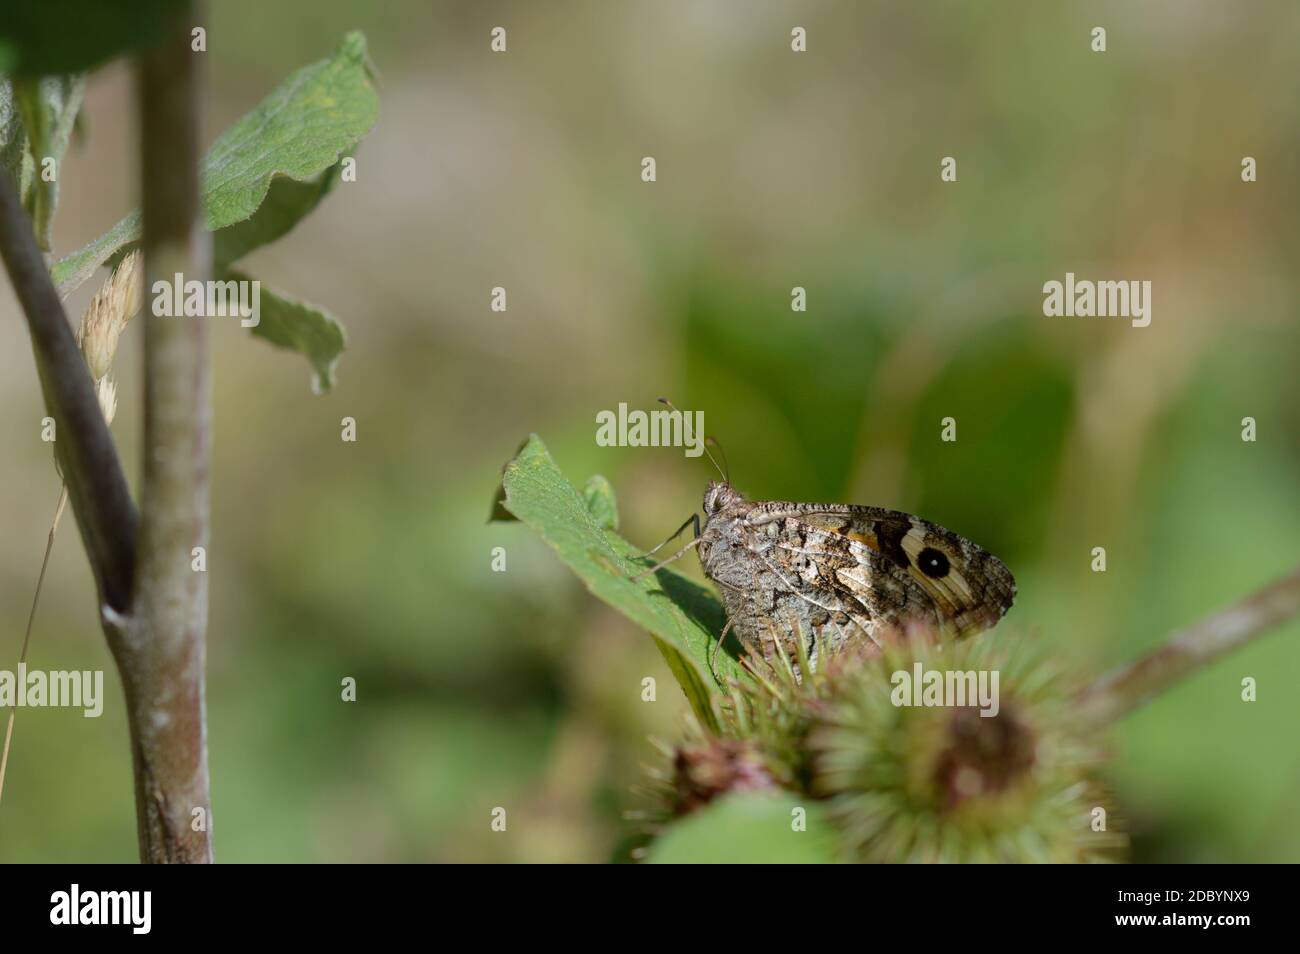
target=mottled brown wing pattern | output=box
[696,484,1015,668]
[790,506,1015,636]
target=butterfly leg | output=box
[639,513,700,558]
[629,514,701,582]
[708,615,736,684]
[629,536,701,582]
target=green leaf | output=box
[500,436,744,728]
[14,74,85,249]
[198,32,374,233]
[488,483,517,524]
[224,270,345,394]
[0,76,31,192]
[51,209,138,295]
[51,31,378,296]
[213,163,341,270]
[0,0,183,76]
[645,792,842,864]
[581,474,619,531]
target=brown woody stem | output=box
[115,0,215,863]
[1077,565,1300,726]
[0,181,137,612]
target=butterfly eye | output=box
[917,547,950,579]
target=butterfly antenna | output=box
[657,397,729,484]
[705,435,729,484]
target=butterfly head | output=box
[703,481,743,516]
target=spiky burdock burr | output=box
[647,625,1125,862]
[807,630,1125,862]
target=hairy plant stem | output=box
[1077,565,1300,726]
[118,0,214,863]
[0,179,137,611]
[1,2,214,863]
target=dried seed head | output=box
[668,736,777,816]
[77,250,141,381]
[95,375,118,425]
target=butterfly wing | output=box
[768,504,1016,637]
[698,502,884,666]
[698,495,1015,668]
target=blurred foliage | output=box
[0,0,183,75]
[0,1,1298,862]
[645,792,841,864]
[48,31,377,390]
[7,75,85,249]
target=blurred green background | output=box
[1,1,1297,862]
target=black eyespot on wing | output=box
[918,546,950,578]
[873,519,912,570]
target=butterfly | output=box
[639,469,1015,674]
